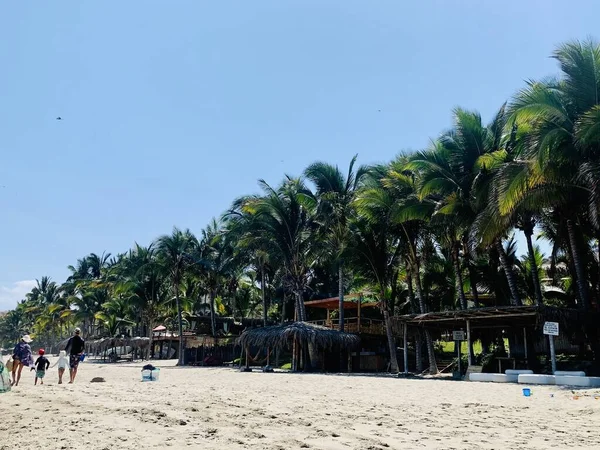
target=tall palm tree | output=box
[237,177,319,322]
[378,159,439,374]
[224,198,278,327]
[156,227,198,365]
[196,219,234,337]
[353,163,426,373]
[305,155,366,332]
[505,39,600,310]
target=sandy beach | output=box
[1,358,599,450]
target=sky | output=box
[1,0,599,311]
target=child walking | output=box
[51,350,70,384]
[32,349,50,385]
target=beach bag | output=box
[0,362,10,393]
[5,358,13,373]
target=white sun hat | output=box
[21,335,33,343]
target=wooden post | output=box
[266,347,270,367]
[466,320,473,366]
[523,328,528,360]
[357,294,362,332]
[403,322,409,374]
[245,346,250,369]
[292,338,297,372]
[456,339,461,375]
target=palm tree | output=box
[353,163,424,374]
[196,219,234,337]
[305,155,366,332]
[156,227,198,365]
[237,177,319,322]
[97,297,136,337]
[378,159,439,374]
[505,39,600,310]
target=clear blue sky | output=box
[1,1,598,310]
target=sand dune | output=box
[1,357,600,449]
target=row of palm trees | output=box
[2,39,600,372]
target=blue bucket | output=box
[79,353,86,362]
[522,388,531,397]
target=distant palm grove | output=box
[3,40,600,370]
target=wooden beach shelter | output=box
[237,322,360,372]
[395,305,594,373]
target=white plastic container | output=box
[141,368,160,382]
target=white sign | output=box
[453,331,465,341]
[543,321,559,336]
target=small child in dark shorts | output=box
[32,349,50,385]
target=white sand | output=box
[1,357,600,449]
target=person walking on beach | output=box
[65,328,85,384]
[32,349,50,385]
[51,350,70,384]
[11,335,33,387]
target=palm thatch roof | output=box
[55,336,150,353]
[237,321,360,351]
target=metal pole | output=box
[466,320,473,366]
[403,323,408,374]
[549,335,557,374]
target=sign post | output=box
[543,322,559,374]
[453,331,465,376]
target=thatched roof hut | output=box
[237,321,360,351]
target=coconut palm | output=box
[305,155,366,332]
[196,219,235,336]
[353,163,425,374]
[156,227,198,365]
[504,39,600,310]
[378,158,439,374]
[236,177,319,322]
[224,198,278,327]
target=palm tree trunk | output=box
[406,268,417,313]
[496,239,522,306]
[338,262,346,372]
[415,329,423,373]
[261,267,267,327]
[462,236,479,307]
[382,297,399,373]
[453,243,468,310]
[209,289,217,337]
[295,291,306,322]
[523,227,543,306]
[280,293,287,324]
[567,219,590,310]
[276,292,287,368]
[412,266,438,374]
[175,281,184,366]
[596,235,600,300]
[338,262,344,332]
